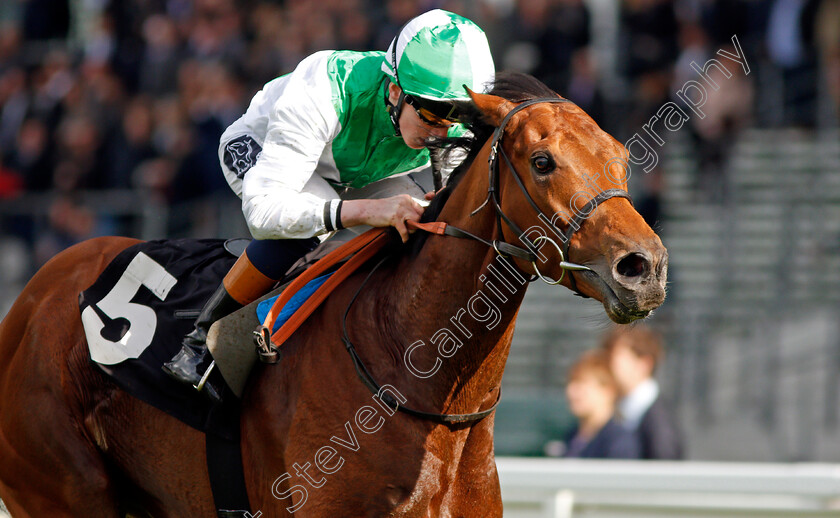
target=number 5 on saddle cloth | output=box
[79,235,346,429]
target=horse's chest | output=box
[389,443,497,517]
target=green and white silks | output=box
[219,12,494,240]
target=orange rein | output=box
[258,221,450,353]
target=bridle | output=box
[446,97,632,297]
[338,97,633,425]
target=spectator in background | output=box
[243,4,296,87]
[536,0,591,93]
[53,114,106,190]
[0,23,22,73]
[618,0,678,132]
[0,154,22,199]
[184,0,246,66]
[565,48,605,125]
[562,350,641,459]
[602,325,684,460]
[33,194,115,266]
[766,0,820,127]
[103,96,157,189]
[336,7,375,51]
[814,0,840,120]
[374,0,423,51]
[9,117,52,192]
[493,0,591,96]
[138,14,183,96]
[674,24,752,203]
[0,65,27,155]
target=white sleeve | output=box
[240,52,342,240]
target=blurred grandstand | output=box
[0,0,838,464]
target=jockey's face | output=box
[388,83,450,149]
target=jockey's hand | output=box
[424,191,436,201]
[341,195,425,243]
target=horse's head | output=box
[468,80,667,323]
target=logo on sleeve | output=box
[224,135,263,179]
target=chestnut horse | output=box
[0,74,666,517]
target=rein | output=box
[340,254,501,425]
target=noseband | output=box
[471,97,632,297]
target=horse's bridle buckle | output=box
[488,142,499,164]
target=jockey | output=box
[162,9,495,402]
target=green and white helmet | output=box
[382,9,495,102]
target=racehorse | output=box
[0,73,666,517]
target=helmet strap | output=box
[385,87,406,136]
[387,20,412,137]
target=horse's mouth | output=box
[579,270,651,324]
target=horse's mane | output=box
[404,72,559,256]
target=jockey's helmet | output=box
[382,9,495,129]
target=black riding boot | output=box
[162,284,242,403]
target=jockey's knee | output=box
[245,238,319,280]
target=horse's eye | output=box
[532,155,553,174]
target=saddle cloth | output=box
[79,238,241,437]
[80,237,339,436]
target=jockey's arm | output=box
[242,173,424,242]
[227,53,424,242]
[236,85,339,240]
[340,196,424,243]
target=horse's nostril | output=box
[615,253,649,278]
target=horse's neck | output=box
[373,146,529,416]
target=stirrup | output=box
[195,360,216,392]
[254,326,280,364]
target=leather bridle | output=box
[461,97,632,296]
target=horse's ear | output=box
[467,88,515,127]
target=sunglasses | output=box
[404,96,460,128]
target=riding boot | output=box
[162,251,277,403]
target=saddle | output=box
[208,227,390,396]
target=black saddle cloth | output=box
[79,238,242,440]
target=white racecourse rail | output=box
[2,460,838,517]
[496,457,840,518]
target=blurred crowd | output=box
[549,325,684,460]
[0,0,838,267]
